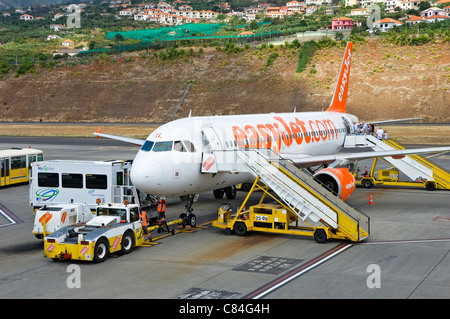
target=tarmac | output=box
[0,136,449,303]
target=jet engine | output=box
[313,168,356,200]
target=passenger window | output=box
[183,140,196,152]
[86,174,107,189]
[11,156,26,169]
[153,141,173,152]
[141,140,154,152]
[174,141,186,152]
[62,173,83,189]
[38,172,59,187]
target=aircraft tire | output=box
[213,188,224,199]
[188,214,197,227]
[225,186,236,199]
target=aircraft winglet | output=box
[326,41,353,114]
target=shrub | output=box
[266,52,278,67]
[296,41,316,73]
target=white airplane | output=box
[94,41,450,223]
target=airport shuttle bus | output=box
[29,160,135,211]
[0,148,44,187]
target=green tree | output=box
[115,33,124,42]
[334,31,344,40]
[419,1,431,11]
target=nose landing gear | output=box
[179,194,198,228]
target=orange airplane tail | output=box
[326,41,353,114]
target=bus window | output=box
[153,141,173,152]
[11,156,26,170]
[62,173,83,188]
[37,153,43,161]
[86,174,107,189]
[38,172,59,187]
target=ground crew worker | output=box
[140,210,151,241]
[157,197,170,233]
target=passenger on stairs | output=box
[376,126,384,140]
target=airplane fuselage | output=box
[130,111,359,196]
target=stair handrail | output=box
[237,148,370,237]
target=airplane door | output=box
[341,116,353,134]
[201,126,222,174]
[201,126,222,152]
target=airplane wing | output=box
[370,118,423,125]
[93,132,145,146]
[289,146,450,168]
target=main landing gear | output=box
[179,194,198,228]
[213,185,236,200]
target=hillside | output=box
[0,38,449,123]
[0,0,67,9]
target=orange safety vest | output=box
[141,211,148,226]
[157,199,166,213]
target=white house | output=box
[286,0,303,11]
[62,39,75,47]
[49,24,68,31]
[134,12,150,20]
[53,49,79,57]
[373,18,403,31]
[53,12,65,20]
[20,14,34,21]
[345,0,360,6]
[119,9,133,16]
[350,8,370,16]
[386,0,402,12]
[425,14,449,22]
[405,15,427,24]
[444,5,450,16]
[421,7,446,17]
[47,34,62,40]
[400,0,423,11]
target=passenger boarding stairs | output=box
[342,133,450,189]
[208,149,370,242]
[382,138,450,190]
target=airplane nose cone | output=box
[130,159,164,194]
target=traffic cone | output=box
[369,193,374,205]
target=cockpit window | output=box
[183,140,196,152]
[153,141,173,152]
[141,140,154,152]
[174,141,187,152]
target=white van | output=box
[30,160,137,211]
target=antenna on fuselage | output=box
[188,110,192,118]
